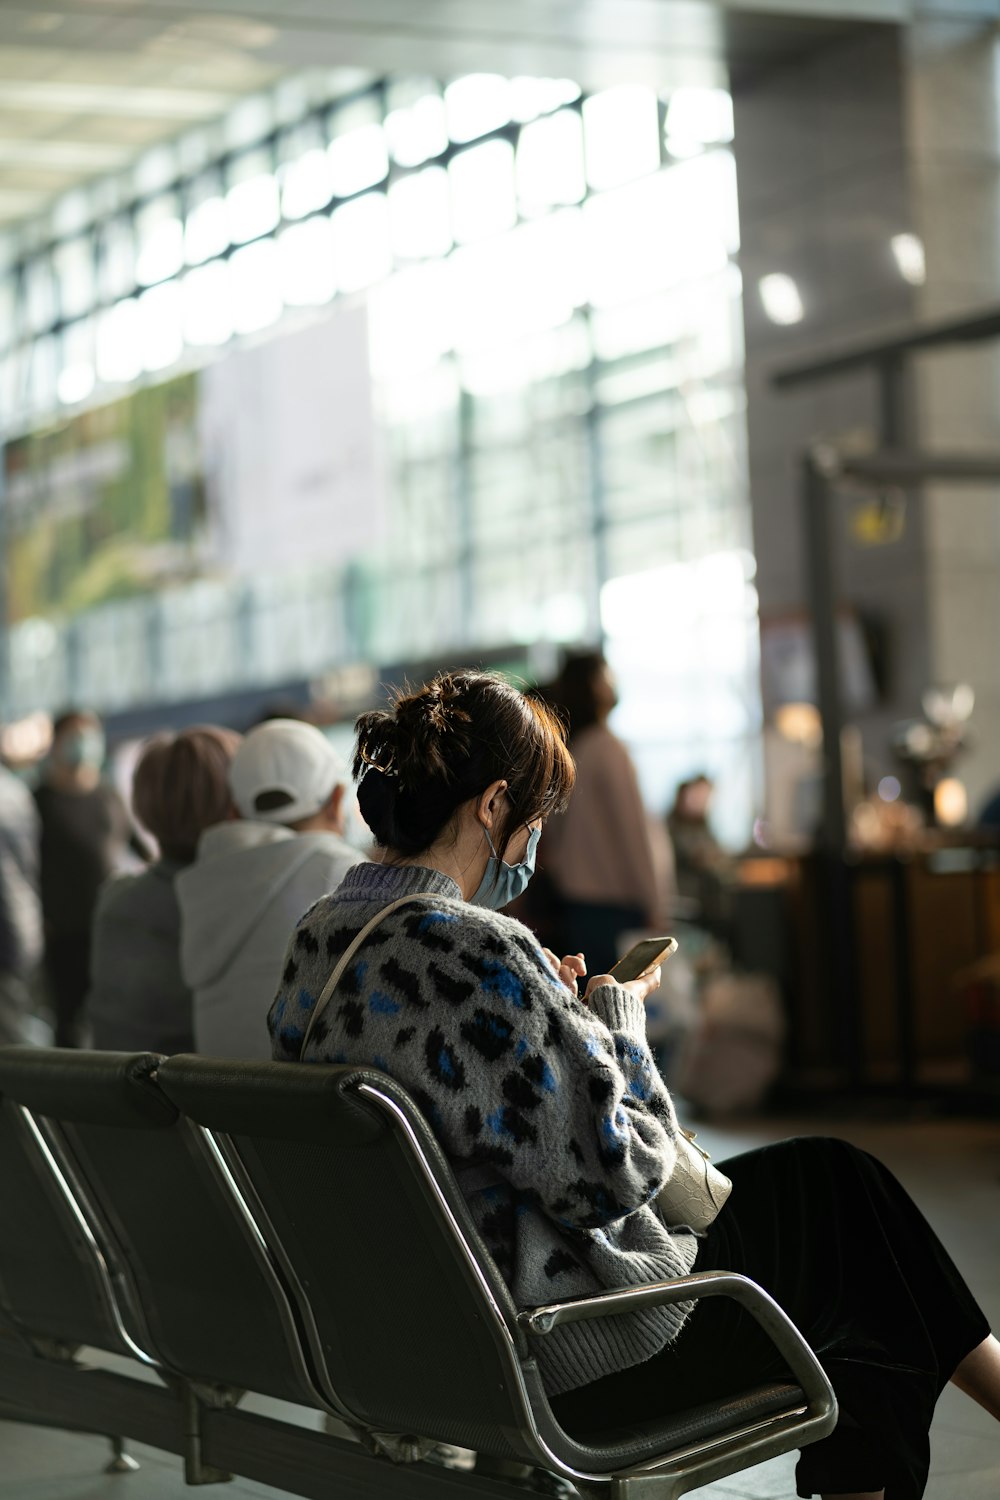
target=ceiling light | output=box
[891,232,926,286]
[759,272,804,325]
[0,82,229,118]
[0,140,126,169]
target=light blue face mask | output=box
[55,728,106,772]
[471,822,541,911]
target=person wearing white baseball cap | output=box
[177,719,367,1059]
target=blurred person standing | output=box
[667,774,733,907]
[178,719,366,1060]
[0,759,43,1044]
[542,651,672,974]
[86,726,241,1055]
[35,710,142,1047]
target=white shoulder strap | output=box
[299,892,430,1060]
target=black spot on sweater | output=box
[380,957,428,1009]
[475,1143,515,1170]
[403,911,454,953]
[521,1053,551,1089]
[544,1010,564,1049]
[498,1106,537,1147]
[460,1008,514,1061]
[502,1071,543,1112]
[544,1248,581,1280]
[588,1074,613,1104]
[428,961,474,1007]
[424,1027,467,1092]
[341,1000,365,1038]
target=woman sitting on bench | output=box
[269,669,999,1500]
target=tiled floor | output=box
[1,1112,997,1498]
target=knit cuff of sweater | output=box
[587,982,648,1039]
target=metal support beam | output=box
[838,451,1000,486]
[876,355,907,449]
[800,453,846,855]
[773,305,1000,390]
[800,452,864,1086]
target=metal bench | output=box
[0,1046,837,1498]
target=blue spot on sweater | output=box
[420,911,457,930]
[297,988,317,1012]
[369,991,401,1015]
[437,1046,457,1081]
[482,960,526,1008]
[486,1108,513,1139]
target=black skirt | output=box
[551,1137,991,1500]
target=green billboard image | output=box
[3,372,207,623]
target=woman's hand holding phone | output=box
[584,967,662,1006]
[583,935,676,1008]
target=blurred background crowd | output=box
[2,0,1000,1120]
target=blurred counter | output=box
[710,845,1000,1096]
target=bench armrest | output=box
[518,1270,835,1418]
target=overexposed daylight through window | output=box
[0,72,757,837]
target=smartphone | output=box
[609,936,678,983]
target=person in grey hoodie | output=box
[87,726,241,1055]
[178,719,365,1060]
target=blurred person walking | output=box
[178,719,365,1060]
[35,710,142,1047]
[86,726,241,1055]
[542,651,673,973]
[0,759,43,1044]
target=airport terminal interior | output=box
[0,2,999,1498]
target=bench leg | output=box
[182,1385,234,1486]
[105,1436,140,1474]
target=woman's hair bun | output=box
[392,675,472,785]
[352,679,474,853]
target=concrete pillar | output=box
[906,18,1000,814]
[733,19,1000,814]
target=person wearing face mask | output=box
[269,670,1000,1500]
[34,709,145,1047]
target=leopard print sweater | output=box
[268,860,698,1396]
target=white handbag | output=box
[656,1129,732,1232]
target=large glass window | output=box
[0,69,758,841]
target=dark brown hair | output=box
[52,707,100,740]
[132,726,242,864]
[354,670,575,860]
[542,649,607,742]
